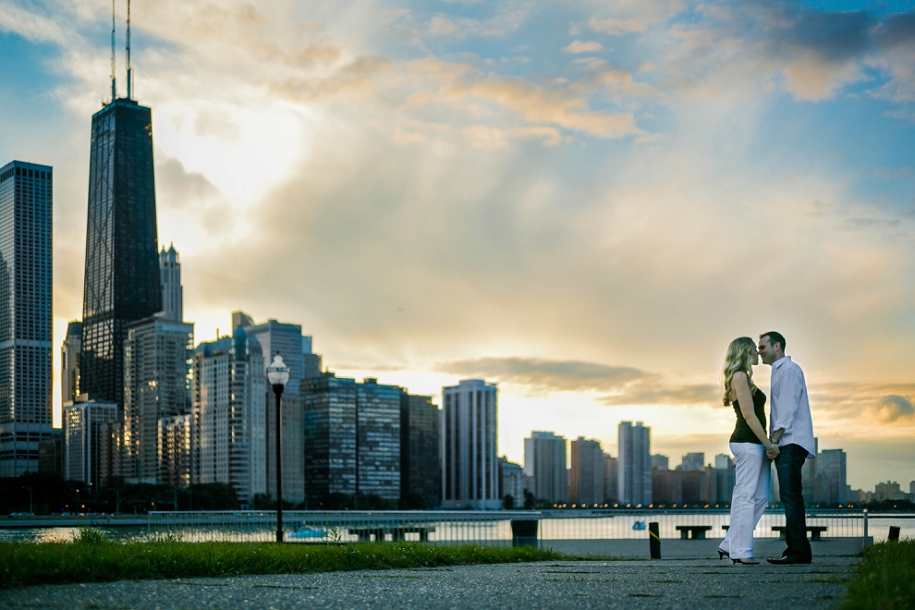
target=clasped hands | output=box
[766,442,780,459]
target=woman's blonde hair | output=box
[722,336,757,406]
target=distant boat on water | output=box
[287,526,327,539]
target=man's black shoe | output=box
[767,555,812,565]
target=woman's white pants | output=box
[721,442,770,560]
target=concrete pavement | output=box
[0,555,858,609]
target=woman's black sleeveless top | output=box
[730,388,767,444]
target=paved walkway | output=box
[0,556,858,609]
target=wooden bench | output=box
[676,525,713,539]
[771,526,827,540]
[348,526,435,542]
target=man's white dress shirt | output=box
[769,356,815,459]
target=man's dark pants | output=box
[774,444,812,561]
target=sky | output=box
[1,0,914,492]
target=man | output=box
[758,331,815,565]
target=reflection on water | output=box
[0,526,151,544]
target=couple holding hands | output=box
[718,332,816,565]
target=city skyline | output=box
[1,0,914,490]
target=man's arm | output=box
[771,365,804,441]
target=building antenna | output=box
[110,0,116,101]
[126,0,132,100]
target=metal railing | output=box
[146,509,868,545]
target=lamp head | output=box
[266,354,290,387]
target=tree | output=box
[503,494,515,509]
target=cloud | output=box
[435,357,718,406]
[564,40,604,54]
[406,58,642,139]
[874,395,915,422]
[437,357,646,392]
[589,17,649,35]
[423,5,531,40]
[0,3,71,45]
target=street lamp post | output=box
[266,354,290,543]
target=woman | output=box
[718,336,778,565]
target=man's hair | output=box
[760,331,787,351]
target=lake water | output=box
[2,511,911,544]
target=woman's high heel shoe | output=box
[717,548,729,560]
[732,558,759,565]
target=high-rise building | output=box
[0,160,53,477]
[122,316,193,484]
[400,393,441,508]
[651,454,669,471]
[651,468,682,505]
[98,420,122,486]
[233,312,319,505]
[524,431,568,504]
[441,379,500,509]
[302,374,357,500]
[63,396,117,487]
[158,413,191,489]
[302,374,402,502]
[817,449,847,505]
[61,321,82,406]
[192,329,267,505]
[714,454,732,470]
[680,452,705,472]
[802,437,819,502]
[38,431,63,476]
[80,96,161,412]
[603,453,618,503]
[570,437,604,506]
[159,245,182,322]
[499,457,524,506]
[356,379,401,500]
[713,454,735,505]
[618,421,651,506]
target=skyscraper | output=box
[499,456,524,506]
[122,315,193,484]
[680,452,705,472]
[80,96,161,411]
[63,397,117,487]
[61,321,82,405]
[233,311,319,504]
[570,437,604,506]
[356,379,401,501]
[192,329,267,505]
[603,453,618,503]
[817,449,847,505]
[302,374,403,503]
[400,393,441,508]
[524,431,569,504]
[441,379,500,509]
[159,245,182,322]
[302,374,358,500]
[0,161,53,477]
[618,421,652,506]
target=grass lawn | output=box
[843,539,915,609]
[0,528,569,589]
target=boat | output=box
[632,520,646,531]
[287,526,328,539]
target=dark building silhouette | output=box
[0,161,53,477]
[400,393,441,508]
[80,98,161,412]
[302,374,402,503]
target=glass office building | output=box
[0,161,53,477]
[80,98,161,411]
